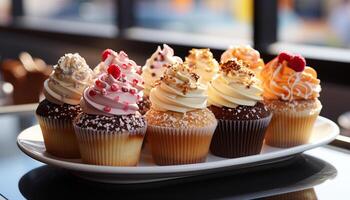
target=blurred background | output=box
[0,0,350,138]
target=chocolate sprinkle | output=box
[36,99,82,120]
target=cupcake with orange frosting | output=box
[221,45,264,76]
[185,48,219,86]
[74,50,146,166]
[145,62,217,165]
[261,51,322,147]
[140,44,182,114]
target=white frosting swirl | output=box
[44,53,93,105]
[142,44,182,96]
[185,48,219,86]
[208,59,263,108]
[149,63,207,113]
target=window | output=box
[129,0,253,47]
[278,0,350,48]
[18,0,118,37]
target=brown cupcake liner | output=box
[264,188,317,200]
[36,115,80,158]
[147,122,217,165]
[210,115,272,158]
[265,109,320,148]
[73,125,146,166]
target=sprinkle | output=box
[132,79,139,86]
[114,96,120,102]
[111,84,119,91]
[121,87,129,92]
[103,106,111,112]
[89,90,96,97]
[101,88,107,95]
[95,80,105,88]
[130,88,136,95]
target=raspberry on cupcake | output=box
[74,50,146,166]
[261,51,322,147]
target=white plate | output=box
[17,116,339,184]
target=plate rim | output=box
[17,116,339,174]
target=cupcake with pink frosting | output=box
[74,50,147,166]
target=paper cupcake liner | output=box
[210,115,272,158]
[264,188,317,200]
[74,125,146,166]
[265,110,320,148]
[147,122,217,165]
[36,115,80,158]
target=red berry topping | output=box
[136,68,142,75]
[102,49,112,61]
[89,90,96,97]
[101,88,107,95]
[288,55,306,72]
[95,80,105,88]
[132,79,139,86]
[110,84,119,91]
[107,64,121,79]
[129,88,136,95]
[278,51,293,63]
[103,106,111,112]
[121,64,128,69]
[121,86,129,92]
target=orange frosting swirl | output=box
[221,45,264,72]
[261,58,321,101]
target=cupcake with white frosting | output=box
[208,58,272,158]
[139,44,182,114]
[74,50,146,166]
[36,53,93,158]
[145,62,217,165]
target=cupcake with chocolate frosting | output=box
[74,50,146,166]
[208,58,272,158]
[36,53,93,158]
[261,51,322,147]
[221,45,264,77]
[139,44,182,114]
[145,62,217,165]
[185,48,219,86]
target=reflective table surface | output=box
[0,113,349,200]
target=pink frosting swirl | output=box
[82,50,144,115]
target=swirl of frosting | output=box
[261,56,321,101]
[44,53,93,105]
[185,48,219,86]
[208,58,263,108]
[221,45,264,73]
[82,61,144,116]
[142,44,182,96]
[149,62,207,113]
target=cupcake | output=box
[36,53,93,158]
[140,44,182,114]
[261,51,322,147]
[208,58,272,158]
[74,50,147,166]
[185,48,219,86]
[145,62,217,165]
[221,45,264,76]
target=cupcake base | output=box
[264,99,322,148]
[74,127,146,166]
[210,115,272,158]
[36,115,80,158]
[147,123,217,165]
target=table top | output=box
[1,113,349,200]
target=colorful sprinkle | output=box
[110,84,119,91]
[103,106,111,112]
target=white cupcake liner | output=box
[147,122,217,165]
[36,115,80,158]
[210,115,272,158]
[265,109,321,148]
[74,125,146,166]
